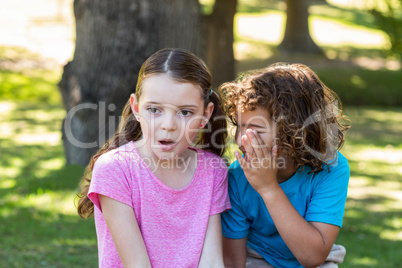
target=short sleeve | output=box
[88,152,133,211]
[221,163,251,239]
[305,156,350,227]
[209,162,231,216]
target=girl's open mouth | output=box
[159,140,174,145]
[158,139,177,151]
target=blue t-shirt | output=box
[221,152,350,268]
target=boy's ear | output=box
[203,102,214,124]
[130,94,139,117]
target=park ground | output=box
[0,0,401,267]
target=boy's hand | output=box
[234,129,279,194]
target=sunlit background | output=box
[0,0,401,266]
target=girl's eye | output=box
[148,107,160,114]
[179,110,193,116]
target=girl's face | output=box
[130,74,213,161]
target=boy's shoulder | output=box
[324,151,349,173]
[227,160,246,183]
[229,159,242,171]
[309,151,350,184]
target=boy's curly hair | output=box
[219,63,350,173]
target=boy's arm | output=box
[223,236,247,268]
[99,195,152,268]
[237,130,340,268]
[258,186,340,268]
[199,214,225,268]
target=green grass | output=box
[1,0,401,265]
[337,106,402,267]
[2,101,401,267]
[1,53,401,268]
[0,100,98,267]
[0,46,98,264]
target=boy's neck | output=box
[277,157,296,184]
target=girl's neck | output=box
[154,149,198,189]
[135,142,198,189]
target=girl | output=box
[219,63,350,268]
[77,48,231,268]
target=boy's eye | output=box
[251,129,264,135]
[179,110,193,116]
[148,107,160,114]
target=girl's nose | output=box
[160,113,177,131]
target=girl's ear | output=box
[130,94,139,118]
[203,102,214,124]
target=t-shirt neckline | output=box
[129,141,201,192]
[279,167,303,190]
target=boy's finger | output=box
[269,145,278,171]
[235,150,247,169]
[271,145,278,159]
[253,131,269,158]
[246,129,264,159]
[242,135,255,162]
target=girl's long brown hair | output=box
[219,63,350,174]
[77,48,227,218]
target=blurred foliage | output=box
[0,46,62,105]
[316,68,402,106]
[369,0,402,58]
[0,70,61,105]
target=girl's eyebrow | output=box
[144,101,199,108]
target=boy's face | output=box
[235,107,275,159]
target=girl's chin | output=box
[155,152,179,160]
[153,147,193,162]
[154,150,183,161]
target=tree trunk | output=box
[59,0,202,166]
[204,0,237,88]
[279,0,322,54]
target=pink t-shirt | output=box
[88,141,231,268]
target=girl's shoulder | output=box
[95,142,138,169]
[194,148,228,175]
[196,148,222,160]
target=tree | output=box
[204,0,238,88]
[59,0,203,166]
[279,0,322,54]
